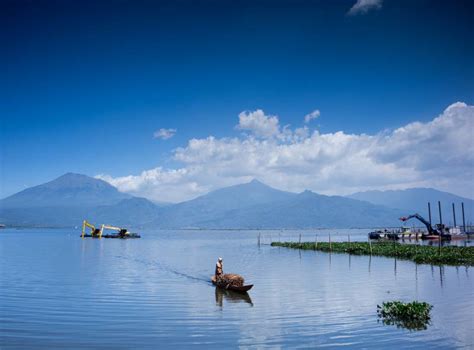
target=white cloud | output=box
[348,0,382,16]
[236,109,280,138]
[153,128,177,140]
[304,110,320,123]
[98,102,474,202]
[96,167,206,203]
[370,102,473,178]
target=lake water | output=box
[1,228,473,349]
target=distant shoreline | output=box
[2,225,425,231]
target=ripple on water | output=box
[0,228,472,349]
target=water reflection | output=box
[439,265,444,288]
[1,228,472,348]
[394,258,397,277]
[215,287,253,307]
[415,263,418,298]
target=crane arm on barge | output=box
[99,224,140,238]
[399,214,438,235]
[399,213,451,240]
[80,220,140,239]
[100,224,126,238]
[82,220,100,238]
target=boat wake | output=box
[114,255,210,284]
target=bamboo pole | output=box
[462,202,466,233]
[428,202,432,225]
[438,201,442,255]
[452,203,457,227]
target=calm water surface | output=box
[1,228,473,349]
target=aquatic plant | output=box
[270,241,474,266]
[216,274,244,287]
[377,301,433,331]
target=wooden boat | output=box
[211,276,253,293]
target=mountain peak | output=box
[1,172,130,208]
[248,179,266,186]
[55,172,94,182]
[44,173,113,190]
[298,189,319,198]
[59,172,88,179]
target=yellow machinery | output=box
[80,220,140,238]
[100,224,129,238]
[81,220,100,238]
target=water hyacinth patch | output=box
[377,301,433,331]
[270,241,474,266]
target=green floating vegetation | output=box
[270,241,474,266]
[377,301,433,331]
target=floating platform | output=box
[369,231,403,240]
[81,233,141,239]
[368,231,471,241]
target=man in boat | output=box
[215,257,223,279]
[212,258,247,289]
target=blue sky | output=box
[1,0,473,201]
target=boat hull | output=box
[211,276,253,293]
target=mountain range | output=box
[348,188,473,226]
[1,173,472,229]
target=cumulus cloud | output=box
[96,167,206,203]
[153,128,177,140]
[98,102,474,202]
[235,109,311,143]
[304,110,320,123]
[236,110,280,138]
[348,0,382,16]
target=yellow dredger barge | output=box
[81,220,141,239]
